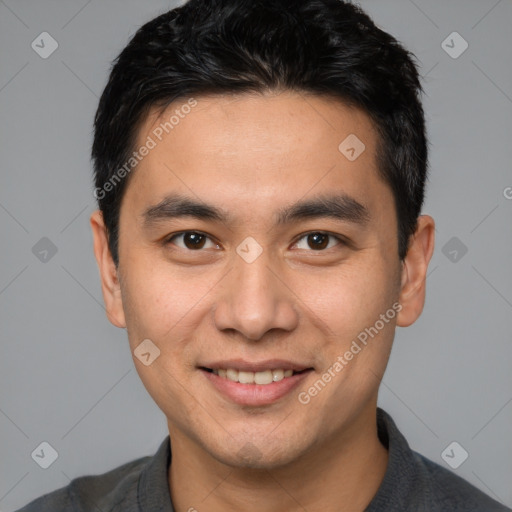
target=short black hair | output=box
[92,0,428,267]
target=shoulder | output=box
[412,451,511,511]
[371,409,511,511]
[14,453,152,512]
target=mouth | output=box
[198,361,314,406]
[200,367,309,385]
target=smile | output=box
[200,364,314,406]
[207,368,297,385]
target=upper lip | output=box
[199,359,313,372]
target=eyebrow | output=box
[141,192,370,228]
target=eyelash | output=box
[164,231,346,252]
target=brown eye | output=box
[183,232,206,249]
[166,231,219,250]
[307,233,329,250]
[294,232,343,251]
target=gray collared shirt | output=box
[16,408,511,511]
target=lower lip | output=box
[201,369,313,406]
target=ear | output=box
[90,210,126,328]
[396,215,435,327]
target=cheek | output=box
[119,258,220,351]
[118,261,214,410]
[299,257,396,342]
[296,262,398,420]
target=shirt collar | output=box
[364,407,424,511]
[138,436,174,511]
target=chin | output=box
[206,433,311,470]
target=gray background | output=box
[1,0,511,510]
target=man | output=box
[16,0,510,510]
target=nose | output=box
[213,247,299,341]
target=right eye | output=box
[165,231,221,251]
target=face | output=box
[91,91,434,469]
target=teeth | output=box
[212,368,298,385]
[272,369,284,382]
[254,370,273,385]
[226,368,238,381]
[238,371,255,384]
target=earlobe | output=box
[90,210,126,328]
[396,215,435,327]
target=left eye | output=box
[294,232,343,251]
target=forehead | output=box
[140,91,377,157]
[123,91,388,222]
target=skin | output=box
[91,90,435,512]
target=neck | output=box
[168,407,388,512]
